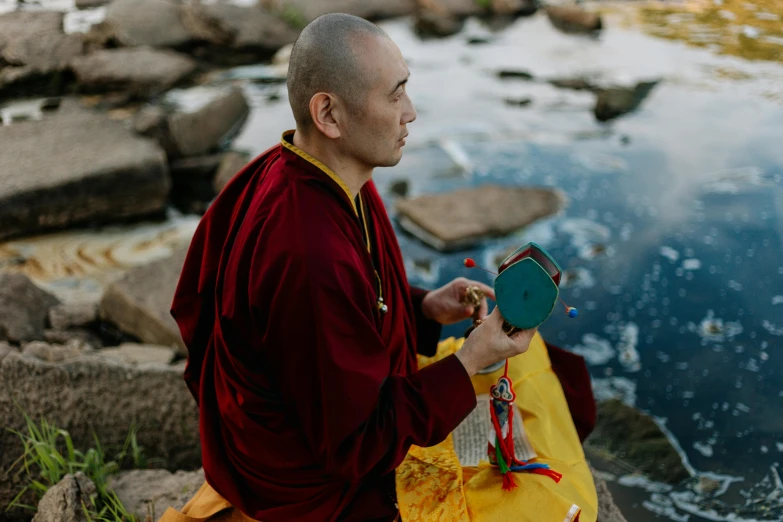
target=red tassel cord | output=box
[488,360,561,489]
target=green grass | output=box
[280,5,307,30]
[6,412,153,521]
[476,0,492,9]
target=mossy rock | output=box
[585,399,691,484]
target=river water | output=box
[1,1,783,520]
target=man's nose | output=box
[403,92,417,124]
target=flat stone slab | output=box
[395,184,565,251]
[100,247,188,353]
[104,0,191,48]
[70,47,197,97]
[0,100,170,241]
[108,469,204,521]
[100,343,176,365]
[0,273,60,343]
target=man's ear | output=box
[309,92,341,139]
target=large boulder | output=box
[103,0,192,48]
[0,11,84,96]
[0,100,170,241]
[0,350,199,512]
[415,0,485,17]
[100,248,187,353]
[213,151,251,193]
[395,185,565,251]
[33,472,96,522]
[70,47,197,97]
[109,469,204,521]
[546,5,602,34]
[0,274,60,343]
[585,399,691,484]
[261,0,417,23]
[594,81,659,122]
[166,87,250,158]
[200,3,300,54]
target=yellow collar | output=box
[280,130,357,216]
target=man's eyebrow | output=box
[390,74,410,95]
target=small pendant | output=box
[377,297,388,314]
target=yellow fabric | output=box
[395,334,597,522]
[158,481,258,522]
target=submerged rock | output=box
[70,47,197,97]
[109,469,204,521]
[0,274,60,344]
[100,247,187,353]
[546,5,602,34]
[0,100,170,240]
[594,81,659,122]
[586,399,691,484]
[395,185,565,251]
[33,472,96,522]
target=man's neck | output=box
[292,130,372,199]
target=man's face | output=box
[340,35,416,169]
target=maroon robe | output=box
[171,131,478,521]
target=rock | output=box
[133,105,167,137]
[549,77,599,92]
[43,329,103,349]
[70,47,197,97]
[261,0,417,23]
[104,0,191,48]
[497,69,535,80]
[592,469,628,522]
[49,301,99,330]
[389,179,410,198]
[0,11,85,96]
[179,4,236,48]
[213,151,251,193]
[546,5,602,34]
[585,399,691,484]
[504,96,532,107]
[109,469,204,521]
[0,350,199,511]
[170,155,223,214]
[100,343,176,365]
[0,100,170,240]
[166,87,250,158]
[201,4,300,54]
[100,248,188,353]
[594,81,659,122]
[395,185,565,251]
[0,342,16,361]
[33,472,96,522]
[75,0,110,8]
[22,340,91,363]
[415,11,464,38]
[170,155,224,179]
[0,274,60,343]
[416,0,484,18]
[491,0,537,16]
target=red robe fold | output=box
[171,133,477,522]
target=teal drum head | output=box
[494,257,560,330]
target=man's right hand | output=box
[455,307,536,377]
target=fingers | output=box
[477,297,488,320]
[471,281,496,301]
[509,328,537,353]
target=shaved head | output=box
[287,13,390,128]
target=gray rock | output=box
[0,274,60,343]
[0,342,17,361]
[104,0,191,48]
[0,100,170,240]
[0,351,199,511]
[546,5,602,34]
[170,154,224,180]
[260,0,417,23]
[498,69,535,80]
[395,185,566,251]
[100,248,188,353]
[70,47,197,97]
[43,328,103,348]
[100,343,176,365]
[75,0,110,8]
[0,11,85,94]
[491,0,537,16]
[133,105,167,137]
[48,300,99,330]
[414,11,464,38]
[585,399,691,484]
[202,4,300,52]
[33,472,96,522]
[109,469,204,521]
[593,469,628,522]
[166,87,249,158]
[415,0,484,17]
[594,81,659,122]
[549,77,599,92]
[22,340,91,363]
[213,151,251,192]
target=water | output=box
[2,1,783,519]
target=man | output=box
[170,13,537,522]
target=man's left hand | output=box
[420,277,496,325]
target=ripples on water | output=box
[1,0,783,520]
